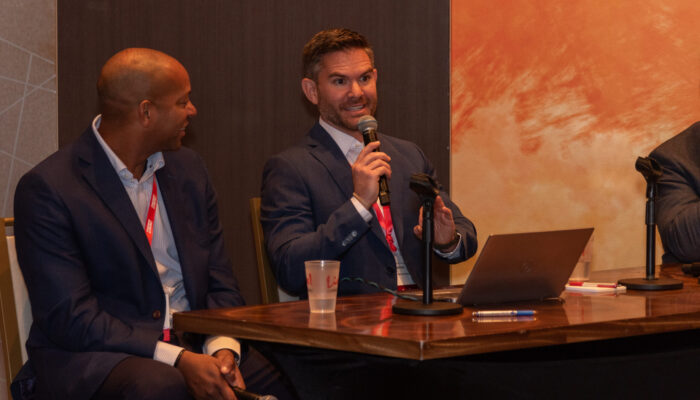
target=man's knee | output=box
[95,357,191,400]
[132,362,190,400]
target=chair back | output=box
[249,198,299,304]
[0,218,31,396]
[250,198,280,304]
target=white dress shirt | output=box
[92,115,240,366]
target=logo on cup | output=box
[326,275,338,289]
[306,273,312,288]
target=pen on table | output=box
[472,310,536,317]
[568,281,619,288]
[472,316,536,323]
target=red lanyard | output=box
[372,203,397,252]
[144,178,158,246]
[144,177,171,342]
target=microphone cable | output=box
[340,277,418,300]
[339,277,454,302]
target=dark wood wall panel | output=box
[58,0,451,304]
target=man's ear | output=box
[301,78,319,105]
[138,100,152,126]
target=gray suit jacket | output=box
[651,121,700,263]
[260,123,477,297]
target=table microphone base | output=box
[393,301,463,316]
[618,277,683,291]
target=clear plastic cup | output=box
[570,235,593,282]
[305,260,340,313]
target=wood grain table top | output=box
[174,265,700,360]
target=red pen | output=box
[568,281,618,288]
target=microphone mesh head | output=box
[357,115,378,132]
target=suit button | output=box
[351,231,358,237]
[152,310,161,319]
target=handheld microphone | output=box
[357,115,390,205]
[233,387,278,400]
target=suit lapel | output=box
[75,130,157,272]
[155,160,194,288]
[307,124,354,199]
[307,124,390,248]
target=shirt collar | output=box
[318,117,364,162]
[92,114,165,183]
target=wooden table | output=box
[174,265,700,361]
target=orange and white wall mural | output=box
[450,0,700,282]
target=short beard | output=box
[317,100,377,133]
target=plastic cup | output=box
[570,259,591,282]
[570,236,593,281]
[305,260,340,313]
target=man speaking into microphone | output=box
[260,28,477,297]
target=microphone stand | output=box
[618,157,682,290]
[393,174,463,316]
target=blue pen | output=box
[472,310,536,317]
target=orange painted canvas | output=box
[450,0,700,281]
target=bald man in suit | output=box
[13,48,294,400]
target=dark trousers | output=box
[93,345,298,400]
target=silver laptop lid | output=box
[457,228,594,305]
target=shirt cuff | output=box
[351,196,373,222]
[204,335,242,365]
[434,232,463,259]
[154,340,185,366]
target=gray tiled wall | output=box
[0,0,56,397]
[0,0,57,218]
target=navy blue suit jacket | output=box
[651,121,700,263]
[12,128,243,399]
[260,123,477,297]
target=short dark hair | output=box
[302,28,375,80]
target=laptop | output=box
[427,228,593,305]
